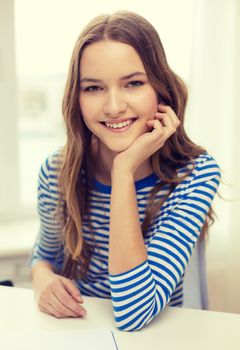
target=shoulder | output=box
[38,148,64,193]
[158,152,221,214]
[193,152,220,171]
[172,152,221,198]
[191,152,221,182]
[179,152,221,182]
[39,149,63,178]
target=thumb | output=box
[61,277,83,303]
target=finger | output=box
[157,104,171,113]
[41,278,85,317]
[147,116,176,151]
[146,119,164,134]
[155,112,180,130]
[55,280,87,316]
[45,301,81,319]
[155,109,176,125]
[157,104,180,128]
[40,290,85,318]
[38,280,80,317]
[39,302,66,319]
[49,292,81,317]
[154,113,175,130]
[146,119,167,150]
[61,277,83,303]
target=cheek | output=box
[79,96,89,116]
[148,93,158,112]
[79,95,102,119]
[134,90,158,117]
[79,98,92,130]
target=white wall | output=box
[0,0,20,218]
[187,0,240,313]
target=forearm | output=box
[108,170,147,275]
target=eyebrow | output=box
[80,71,147,83]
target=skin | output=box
[32,261,87,318]
[32,39,180,318]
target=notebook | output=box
[0,329,119,350]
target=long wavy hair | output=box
[58,10,214,279]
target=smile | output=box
[104,119,134,129]
[101,118,138,133]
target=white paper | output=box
[0,329,118,350]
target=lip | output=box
[101,117,137,124]
[101,117,137,133]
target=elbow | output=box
[114,320,143,332]
[112,288,164,331]
[113,309,159,332]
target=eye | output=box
[126,80,144,88]
[83,85,103,92]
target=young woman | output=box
[31,10,221,331]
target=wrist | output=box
[111,165,134,183]
[111,159,135,179]
[32,261,55,283]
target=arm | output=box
[107,106,220,330]
[108,105,178,275]
[109,161,220,331]
[108,169,147,275]
[31,153,86,318]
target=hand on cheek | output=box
[148,104,180,132]
[112,105,180,175]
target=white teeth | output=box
[105,119,133,129]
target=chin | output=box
[108,146,129,154]
[105,141,132,154]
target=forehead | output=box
[80,40,146,77]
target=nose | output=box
[103,89,127,116]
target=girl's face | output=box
[79,40,158,154]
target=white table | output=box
[0,286,240,349]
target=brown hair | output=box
[59,10,213,279]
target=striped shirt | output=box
[31,151,221,331]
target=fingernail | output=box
[80,310,86,317]
[77,295,83,303]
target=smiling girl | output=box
[31,11,221,331]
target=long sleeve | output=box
[30,152,221,331]
[109,154,221,331]
[30,152,64,272]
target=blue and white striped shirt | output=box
[31,151,221,331]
